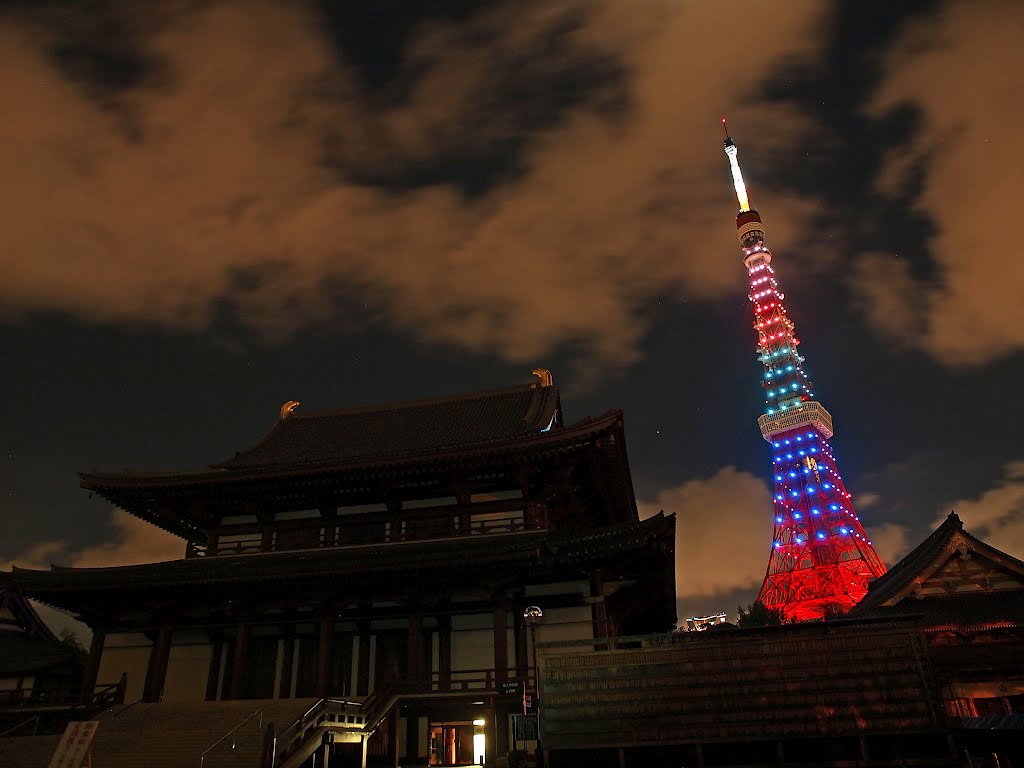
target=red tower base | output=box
[757,426,886,621]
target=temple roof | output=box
[1,514,675,613]
[82,382,562,485]
[848,590,1024,630]
[850,512,1024,624]
[215,381,562,471]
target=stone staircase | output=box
[88,698,319,768]
[0,733,62,768]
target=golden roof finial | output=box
[531,368,554,387]
[279,400,301,420]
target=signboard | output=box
[512,714,538,742]
[499,679,521,696]
[49,721,99,768]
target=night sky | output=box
[2,0,1022,627]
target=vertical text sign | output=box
[48,720,99,768]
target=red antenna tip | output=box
[722,116,730,138]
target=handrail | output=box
[0,716,40,738]
[199,707,263,768]
[274,698,366,766]
[113,697,145,718]
[276,698,325,743]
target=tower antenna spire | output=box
[722,119,750,212]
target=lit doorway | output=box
[428,720,482,766]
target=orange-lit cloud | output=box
[1,508,182,571]
[0,1,826,367]
[941,460,1024,560]
[639,466,773,600]
[864,522,911,566]
[856,0,1024,366]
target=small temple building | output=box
[848,512,1024,762]
[1,373,677,767]
[0,589,88,725]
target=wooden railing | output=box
[0,678,125,712]
[274,698,367,767]
[188,508,528,558]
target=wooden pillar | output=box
[230,623,249,700]
[205,530,219,556]
[485,703,497,765]
[360,735,368,768]
[390,708,401,768]
[455,484,472,535]
[405,710,419,763]
[81,628,105,702]
[316,615,333,697]
[407,613,422,687]
[437,613,452,692]
[493,600,508,683]
[206,630,224,701]
[495,702,509,758]
[278,632,295,699]
[356,619,371,696]
[144,627,172,702]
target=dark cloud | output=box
[330,4,629,196]
[0,0,827,370]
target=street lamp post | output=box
[522,606,543,763]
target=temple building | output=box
[849,512,1024,762]
[0,589,87,722]
[1,373,677,767]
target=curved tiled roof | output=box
[213,382,561,471]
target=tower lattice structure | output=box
[722,121,886,621]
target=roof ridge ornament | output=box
[532,368,554,387]
[279,400,301,420]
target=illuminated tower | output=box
[722,120,886,621]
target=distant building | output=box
[2,374,677,766]
[684,613,727,632]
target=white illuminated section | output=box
[724,143,750,212]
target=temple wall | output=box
[536,606,593,644]
[162,632,213,703]
[97,632,151,702]
[451,613,492,673]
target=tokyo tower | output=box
[722,120,886,621]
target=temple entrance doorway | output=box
[428,721,478,766]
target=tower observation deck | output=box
[722,120,886,621]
